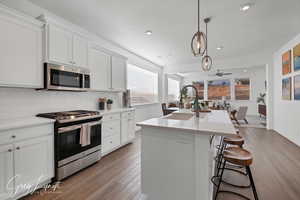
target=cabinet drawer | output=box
[102,134,121,153]
[121,111,135,120]
[102,120,120,138]
[0,124,54,145]
[103,113,120,122]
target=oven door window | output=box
[84,74,90,89]
[57,123,101,161]
[51,69,83,88]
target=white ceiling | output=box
[18,0,300,69]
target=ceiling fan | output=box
[209,69,233,77]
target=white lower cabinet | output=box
[101,110,135,156]
[0,124,54,200]
[121,111,136,145]
[14,136,54,197]
[0,144,14,200]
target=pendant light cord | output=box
[206,21,208,55]
[198,0,200,31]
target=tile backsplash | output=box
[0,88,121,119]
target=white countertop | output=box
[99,107,135,115]
[137,110,236,136]
[0,117,55,132]
[0,108,134,132]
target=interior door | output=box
[88,47,111,90]
[111,55,126,91]
[0,144,14,200]
[48,24,73,65]
[14,136,54,196]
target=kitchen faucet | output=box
[179,85,200,118]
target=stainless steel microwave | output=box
[44,63,90,91]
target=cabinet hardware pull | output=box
[12,135,16,138]
[16,147,20,150]
[8,149,12,152]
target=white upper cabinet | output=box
[48,24,73,65]
[88,44,127,92]
[73,34,88,67]
[0,144,14,200]
[41,15,127,91]
[47,24,88,68]
[111,55,127,91]
[0,6,43,88]
[88,47,111,90]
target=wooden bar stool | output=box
[215,134,245,177]
[214,147,259,200]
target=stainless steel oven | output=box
[56,118,102,180]
[44,63,90,91]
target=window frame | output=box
[127,63,160,106]
[167,77,181,102]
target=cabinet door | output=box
[0,144,14,200]
[14,136,54,196]
[121,116,129,145]
[111,56,126,91]
[0,15,42,88]
[127,117,136,141]
[88,47,111,90]
[48,24,73,65]
[121,112,135,144]
[73,34,88,68]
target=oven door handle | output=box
[88,121,102,126]
[58,125,82,133]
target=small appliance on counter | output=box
[37,110,102,181]
[122,89,131,108]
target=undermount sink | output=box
[165,113,194,120]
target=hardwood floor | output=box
[22,128,300,200]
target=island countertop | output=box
[137,109,236,136]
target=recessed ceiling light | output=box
[240,3,253,12]
[243,69,248,73]
[216,46,224,50]
[145,30,152,35]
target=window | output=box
[127,64,159,105]
[208,79,231,100]
[168,78,180,102]
[235,78,250,100]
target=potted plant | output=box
[257,93,266,105]
[98,98,106,110]
[107,99,113,110]
[257,93,266,117]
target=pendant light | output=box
[191,0,206,56]
[201,17,212,71]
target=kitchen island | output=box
[137,110,236,200]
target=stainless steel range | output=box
[37,110,102,181]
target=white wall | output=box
[183,67,266,116]
[0,88,121,120]
[273,33,300,146]
[0,0,164,122]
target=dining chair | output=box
[231,106,248,125]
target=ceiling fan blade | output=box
[222,72,233,75]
